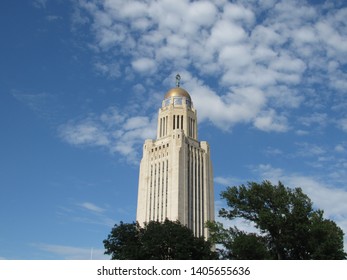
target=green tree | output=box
[103,221,143,259]
[208,181,346,260]
[104,219,218,260]
[308,210,346,259]
[207,221,271,259]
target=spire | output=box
[176,73,181,87]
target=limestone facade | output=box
[136,86,214,237]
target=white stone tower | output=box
[136,75,214,237]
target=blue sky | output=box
[1,0,347,259]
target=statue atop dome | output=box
[176,73,181,87]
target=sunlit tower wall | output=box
[136,75,214,237]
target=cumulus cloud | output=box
[59,119,110,147]
[58,106,156,163]
[335,144,345,153]
[298,113,328,128]
[132,57,157,73]
[338,118,347,132]
[253,109,288,132]
[74,0,347,134]
[33,0,47,9]
[94,62,121,78]
[181,72,269,130]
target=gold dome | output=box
[164,87,191,100]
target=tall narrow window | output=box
[161,161,165,222]
[173,115,175,130]
[153,164,157,220]
[194,120,196,138]
[194,148,197,235]
[190,118,193,137]
[149,164,153,220]
[165,159,168,219]
[163,117,166,136]
[201,151,205,236]
[157,162,163,221]
[181,115,183,130]
[159,118,162,137]
[166,116,168,135]
[188,117,190,136]
[187,145,192,230]
[192,119,195,138]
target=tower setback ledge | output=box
[136,78,214,238]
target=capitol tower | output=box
[136,75,214,237]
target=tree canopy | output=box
[104,219,218,260]
[208,180,346,260]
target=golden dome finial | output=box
[176,73,181,87]
[164,87,191,101]
[164,73,191,101]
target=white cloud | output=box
[253,109,288,132]
[33,243,109,260]
[216,159,347,249]
[79,202,105,213]
[74,0,347,133]
[287,175,347,219]
[98,26,126,50]
[338,118,347,132]
[186,1,218,29]
[214,176,244,187]
[12,91,52,115]
[33,0,47,9]
[252,163,347,249]
[62,0,347,255]
[46,15,62,21]
[115,1,148,20]
[100,106,125,126]
[264,147,283,156]
[94,62,121,78]
[209,20,247,50]
[214,177,233,187]
[316,20,347,55]
[269,54,306,75]
[59,119,110,147]
[251,25,285,46]
[216,214,259,236]
[58,106,156,164]
[57,200,117,228]
[335,144,345,153]
[293,26,318,45]
[255,164,284,182]
[180,73,267,130]
[298,113,328,127]
[295,129,309,136]
[222,2,255,25]
[132,57,157,73]
[294,142,326,158]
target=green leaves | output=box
[211,180,346,260]
[104,219,218,260]
[103,221,143,260]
